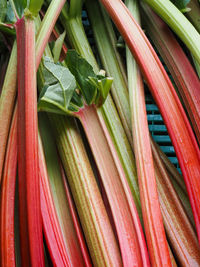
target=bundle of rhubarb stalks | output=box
[1,0,200,266]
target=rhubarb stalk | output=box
[0,42,17,182]
[16,15,44,266]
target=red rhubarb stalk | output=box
[0,107,17,267]
[77,105,150,266]
[128,62,171,266]
[125,1,171,265]
[100,0,200,243]
[16,17,44,266]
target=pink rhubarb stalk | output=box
[129,67,171,266]
[77,105,150,266]
[125,1,171,265]
[100,0,200,243]
[16,17,44,266]
[0,107,17,267]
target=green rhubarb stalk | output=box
[142,0,200,64]
[85,0,131,144]
[100,0,200,244]
[192,56,200,79]
[141,4,200,145]
[0,42,17,182]
[60,165,92,266]
[125,1,171,265]
[0,107,17,267]
[39,113,92,266]
[60,0,141,218]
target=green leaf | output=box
[0,0,7,22]
[0,1,16,34]
[171,0,190,11]
[88,75,113,107]
[65,50,97,105]
[38,57,77,115]
[65,50,113,107]
[38,52,112,116]
[27,0,44,17]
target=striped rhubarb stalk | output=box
[16,17,44,267]
[100,0,200,244]
[60,166,92,266]
[125,2,171,262]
